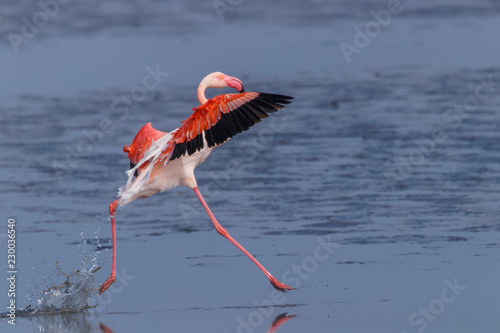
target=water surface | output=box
[0,1,499,332]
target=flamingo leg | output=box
[99,199,119,295]
[193,187,294,292]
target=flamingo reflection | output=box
[98,312,296,333]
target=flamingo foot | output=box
[270,278,295,292]
[99,275,116,295]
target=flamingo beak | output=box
[224,75,245,93]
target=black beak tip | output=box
[238,86,245,93]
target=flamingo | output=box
[99,72,294,295]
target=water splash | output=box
[32,263,99,314]
[29,230,102,315]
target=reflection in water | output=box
[0,311,94,333]
[1,310,295,333]
[31,312,94,332]
[267,312,297,333]
[100,322,115,333]
[99,312,296,333]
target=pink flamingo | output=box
[99,72,294,295]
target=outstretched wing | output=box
[167,92,293,160]
[117,92,293,203]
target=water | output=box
[1,0,499,332]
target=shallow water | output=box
[1,0,500,332]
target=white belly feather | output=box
[117,131,213,207]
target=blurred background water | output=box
[0,0,499,332]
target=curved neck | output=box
[197,83,208,105]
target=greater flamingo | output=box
[99,72,294,295]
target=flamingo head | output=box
[201,72,245,93]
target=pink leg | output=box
[99,200,119,295]
[193,187,294,292]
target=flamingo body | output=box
[99,72,294,295]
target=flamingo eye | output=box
[219,75,224,79]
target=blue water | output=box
[0,1,499,332]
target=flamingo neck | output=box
[197,83,208,105]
